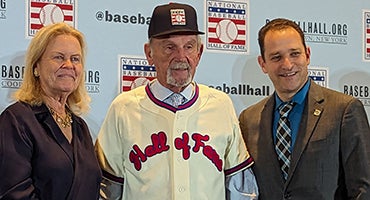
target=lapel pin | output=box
[313,109,321,116]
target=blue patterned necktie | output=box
[275,102,295,180]
[168,93,185,108]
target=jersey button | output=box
[178,187,185,192]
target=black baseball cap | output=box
[148,3,204,38]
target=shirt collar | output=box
[274,79,310,109]
[149,79,194,101]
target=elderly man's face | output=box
[145,34,203,93]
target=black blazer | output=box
[239,80,370,200]
[0,102,102,199]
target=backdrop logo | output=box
[119,56,156,93]
[276,19,349,45]
[364,10,370,61]
[206,0,249,54]
[209,83,270,96]
[85,70,100,94]
[1,64,25,89]
[27,0,76,37]
[95,10,150,25]
[308,66,328,88]
[343,84,370,106]
[0,0,6,19]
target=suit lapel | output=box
[287,80,324,183]
[260,96,286,184]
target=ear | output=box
[305,46,311,64]
[33,64,40,77]
[194,43,204,67]
[198,43,204,59]
[144,43,154,65]
[257,55,268,74]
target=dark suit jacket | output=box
[239,80,370,200]
[0,102,102,200]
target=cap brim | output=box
[151,29,204,38]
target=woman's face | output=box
[35,34,83,97]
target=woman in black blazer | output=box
[0,22,101,200]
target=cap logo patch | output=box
[170,9,186,25]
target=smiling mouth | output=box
[281,72,296,77]
[58,74,76,80]
[173,68,188,71]
[171,64,189,70]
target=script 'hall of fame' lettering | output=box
[129,132,223,171]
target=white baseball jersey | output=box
[95,83,253,200]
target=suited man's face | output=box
[257,27,310,101]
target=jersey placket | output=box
[172,110,191,199]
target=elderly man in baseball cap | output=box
[95,2,258,200]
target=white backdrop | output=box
[1,0,370,140]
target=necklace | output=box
[49,107,73,128]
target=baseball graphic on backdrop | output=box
[39,4,64,26]
[131,77,150,89]
[216,19,238,44]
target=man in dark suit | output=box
[239,18,370,199]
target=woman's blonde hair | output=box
[14,22,90,115]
